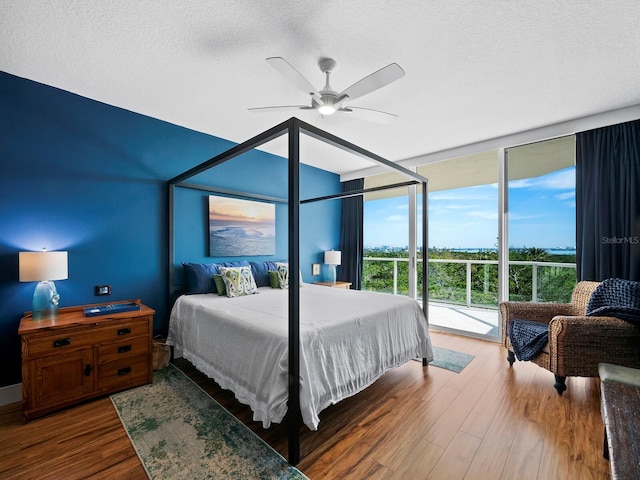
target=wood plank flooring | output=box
[0,331,611,479]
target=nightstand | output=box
[314,281,352,289]
[18,299,154,421]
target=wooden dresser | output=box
[18,299,154,421]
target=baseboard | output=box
[0,383,21,406]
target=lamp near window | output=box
[324,250,341,284]
[19,249,68,321]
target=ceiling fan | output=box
[248,57,405,122]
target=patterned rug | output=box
[110,365,308,480]
[419,346,475,373]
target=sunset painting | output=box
[209,195,275,256]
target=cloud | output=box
[508,178,534,189]
[556,191,575,201]
[508,212,545,220]
[541,169,575,189]
[442,204,471,210]
[510,167,575,190]
[466,210,498,220]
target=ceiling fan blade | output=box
[339,63,405,101]
[266,57,322,101]
[248,105,312,112]
[339,106,399,124]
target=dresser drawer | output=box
[97,354,149,391]
[98,335,150,363]
[91,316,151,343]
[25,317,151,357]
[27,327,97,357]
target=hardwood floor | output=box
[0,331,610,479]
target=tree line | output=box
[362,247,577,307]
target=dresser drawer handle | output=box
[118,366,132,376]
[53,337,71,348]
[118,344,132,353]
[117,328,132,336]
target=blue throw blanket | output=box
[586,278,640,323]
[508,319,549,361]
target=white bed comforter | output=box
[166,284,432,430]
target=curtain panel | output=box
[576,119,640,281]
[338,178,364,289]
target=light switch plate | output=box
[95,285,112,296]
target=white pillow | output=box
[275,262,289,289]
[218,266,259,297]
[272,262,305,289]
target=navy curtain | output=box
[338,178,364,289]
[576,119,640,281]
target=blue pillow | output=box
[222,260,250,267]
[182,262,222,294]
[250,261,278,287]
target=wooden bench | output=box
[599,363,640,479]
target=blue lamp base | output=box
[325,264,337,284]
[32,280,60,321]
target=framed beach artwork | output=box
[209,195,275,256]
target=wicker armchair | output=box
[500,281,640,395]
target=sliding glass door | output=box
[360,136,577,340]
[417,151,499,312]
[506,136,576,303]
[362,176,413,296]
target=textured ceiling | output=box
[2,1,639,177]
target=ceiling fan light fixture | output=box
[318,104,337,115]
[252,57,405,121]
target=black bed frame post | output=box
[422,180,429,321]
[168,183,175,298]
[421,180,429,367]
[287,118,302,466]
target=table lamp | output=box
[19,250,68,320]
[324,250,341,284]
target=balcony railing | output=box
[363,256,577,308]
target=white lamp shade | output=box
[324,250,342,266]
[19,251,68,282]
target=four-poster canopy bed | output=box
[166,117,431,465]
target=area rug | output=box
[110,364,308,480]
[417,346,475,373]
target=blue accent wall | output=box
[0,72,341,387]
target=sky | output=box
[209,195,275,224]
[364,166,576,250]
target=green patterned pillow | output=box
[275,262,288,289]
[218,266,259,297]
[268,270,280,288]
[212,274,226,296]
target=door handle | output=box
[84,364,92,376]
